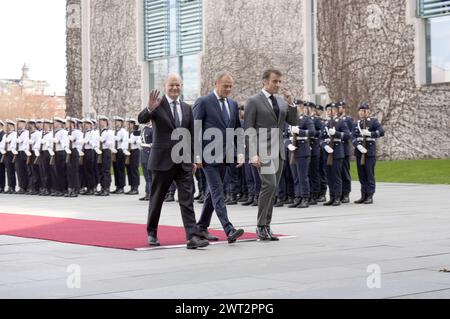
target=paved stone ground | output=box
[1,180,450,299]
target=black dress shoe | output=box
[238,194,248,203]
[79,188,88,195]
[288,198,301,208]
[265,226,280,241]
[227,228,244,243]
[40,189,50,196]
[241,196,254,206]
[309,194,318,206]
[113,188,124,195]
[165,193,175,202]
[298,198,309,209]
[274,197,286,208]
[7,188,16,194]
[199,230,219,242]
[225,195,238,205]
[251,197,259,206]
[54,192,65,197]
[16,188,26,195]
[147,235,160,246]
[354,193,367,204]
[317,193,327,202]
[139,194,150,201]
[341,194,350,204]
[0,188,4,194]
[186,236,209,249]
[323,198,335,206]
[83,189,95,196]
[332,200,341,206]
[256,226,270,241]
[126,189,139,195]
[364,195,374,205]
[285,197,294,205]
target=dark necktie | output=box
[269,95,280,120]
[172,102,181,127]
[219,98,230,125]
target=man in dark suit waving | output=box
[138,74,209,250]
[193,71,245,244]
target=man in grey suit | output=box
[244,69,298,241]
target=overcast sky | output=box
[0,0,66,95]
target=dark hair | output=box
[262,69,282,81]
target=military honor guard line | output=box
[0,68,385,249]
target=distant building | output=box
[0,64,49,95]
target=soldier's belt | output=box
[329,139,342,143]
[141,143,152,148]
[294,137,309,141]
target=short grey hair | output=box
[214,70,233,83]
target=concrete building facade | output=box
[66,0,450,159]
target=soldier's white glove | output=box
[114,136,121,141]
[34,150,40,157]
[357,145,368,154]
[78,150,84,157]
[99,137,105,143]
[4,137,10,143]
[48,150,55,156]
[291,126,301,135]
[362,129,372,137]
[41,139,47,145]
[12,150,18,155]
[288,144,297,152]
[123,150,131,156]
[111,148,118,154]
[0,150,6,155]
[324,145,334,154]
[25,150,32,157]
[68,135,75,142]
[65,148,72,155]
[328,128,336,136]
[95,148,102,155]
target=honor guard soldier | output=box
[0,120,6,193]
[139,121,153,201]
[286,101,316,209]
[95,116,115,196]
[337,101,354,203]
[52,117,69,197]
[274,122,295,208]
[65,117,84,197]
[306,102,322,205]
[36,119,44,132]
[112,116,128,194]
[80,119,97,195]
[15,119,30,194]
[316,105,328,202]
[320,103,350,206]
[1,120,18,194]
[92,119,101,190]
[125,118,140,195]
[353,103,385,204]
[28,119,42,195]
[38,119,54,196]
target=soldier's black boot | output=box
[79,188,88,195]
[332,199,341,206]
[274,196,286,208]
[64,189,73,197]
[251,196,259,206]
[288,198,301,208]
[298,198,309,209]
[85,189,95,196]
[354,193,367,204]
[241,196,254,206]
[197,192,205,204]
[341,193,350,204]
[285,196,294,205]
[238,193,248,203]
[126,188,139,195]
[41,189,50,196]
[364,194,374,205]
[0,188,4,194]
[317,192,327,203]
[165,193,175,202]
[226,194,238,205]
[323,197,335,206]
[308,193,318,206]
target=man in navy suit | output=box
[194,71,245,244]
[138,74,209,250]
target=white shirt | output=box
[17,130,30,152]
[114,127,129,150]
[54,129,68,151]
[213,90,230,118]
[31,130,42,152]
[129,131,141,150]
[69,129,84,151]
[166,95,183,124]
[41,131,53,152]
[99,128,115,150]
[83,130,96,150]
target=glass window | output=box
[180,54,200,104]
[426,15,450,84]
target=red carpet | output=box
[0,213,263,250]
